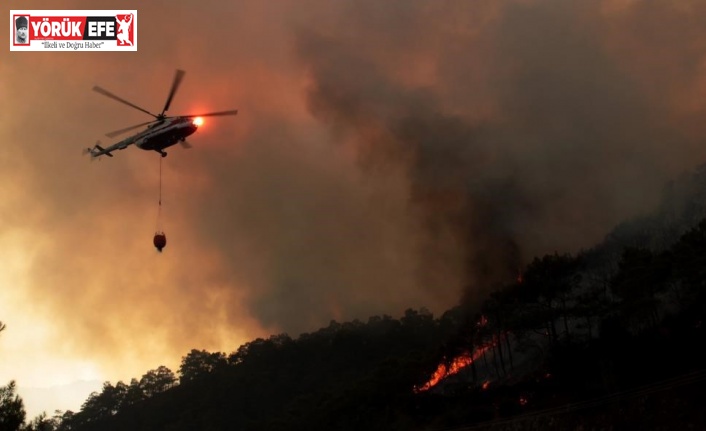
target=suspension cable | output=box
[156,155,163,232]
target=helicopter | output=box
[85,69,238,158]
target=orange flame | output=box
[414,346,490,393]
[415,333,507,393]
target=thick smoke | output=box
[293,0,703,305]
[4,0,706,391]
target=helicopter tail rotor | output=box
[82,147,95,161]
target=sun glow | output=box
[192,117,204,126]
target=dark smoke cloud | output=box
[293,0,705,304]
[5,0,706,387]
[189,118,442,335]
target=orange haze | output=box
[3,0,706,418]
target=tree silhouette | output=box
[22,411,60,431]
[179,349,228,383]
[1,323,28,431]
[120,378,144,408]
[81,382,127,419]
[612,247,671,330]
[0,381,26,431]
[139,366,176,398]
[521,253,582,344]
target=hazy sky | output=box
[3,0,706,418]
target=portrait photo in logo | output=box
[15,15,29,44]
[116,13,133,46]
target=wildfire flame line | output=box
[414,332,505,393]
[414,346,490,393]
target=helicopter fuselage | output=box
[104,117,199,157]
[131,117,198,152]
[86,69,237,159]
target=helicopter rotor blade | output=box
[161,69,185,117]
[181,109,239,118]
[105,120,158,138]
[93,86,159,119]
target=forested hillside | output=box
[5,166,706,430]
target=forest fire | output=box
[414,345,491,393]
